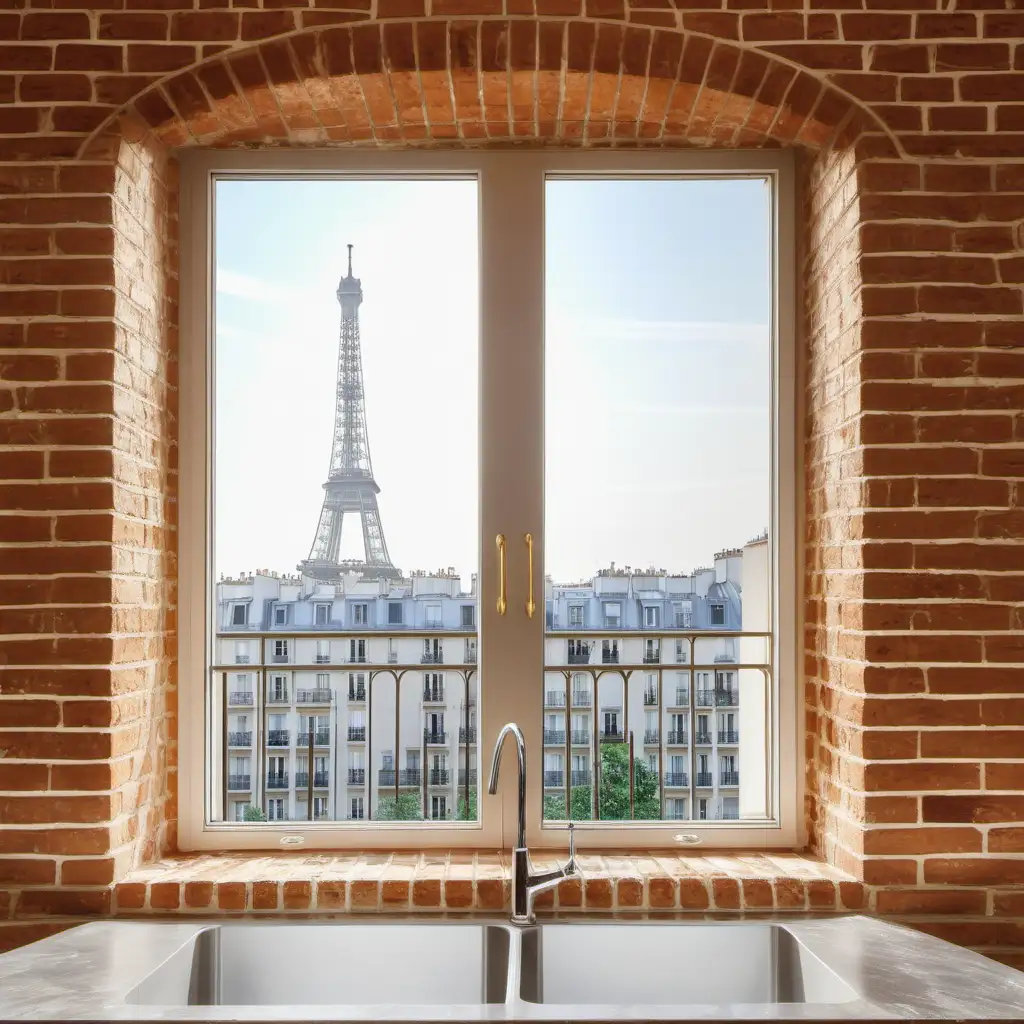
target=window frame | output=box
[179,149,799,851]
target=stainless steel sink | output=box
[518,923,858,1005]
[129,923,511,1006]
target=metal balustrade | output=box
[643,690,658,705]
[695,731,712,744]
[424,730,447,745]
[570,770,591,786]
[459,726,477,743]
[571,691,592,708]
[267,730,290,746]
[667,730,688,745]
[644,729,659,744]
[348,686,366,702]
[296,689,332,703]
[545,691,566,707]
[718,730,739,743]
[266,773,288,788]
[296,771,331,788]
[423,687,445,702]
[227,774,251,790]
[228,731,251,746]
[229,692,253,706]
[346,768,364,785]
[664,772,688,787]
[267,691,289,704]
[544,730,566,745]
[458,769,477,786]
[348,726,366,742]
[571,730,590,745]
[429,769,450,785]
[695,772,713,787]
[544,770,564,787]
[720,771,740,785]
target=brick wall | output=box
[0,0,1023,964]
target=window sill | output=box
[113,851,864,915]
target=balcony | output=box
[423,687,445,703]
[348,686,366,702]
[316,729,331,745]
[378,768,395,786]
[421,651,444,665]
[643,651,660,665]
[695,731,712,744]
[268,691,290,704]
[544,770,564,787]
[347,652,368,664]
[234,654,251,665]
[671,688,689,706]
[458,768,477,787]
[601,650,620,665]
[387,651,399,663]
[465,648,478,664]
[643,689,658,706]
[424,730,447,745]
[227,774,251,790]
[545,691,566,708]
[271,653,290,664]
[567,649,590,665]
[600,729,624,743]
[266,773,289,789]
[571,729,590,745]
[459,726,477,744]
[267,730,289,746]
[428,768,450,786]
[228,731,251,746]
[721,770,740,786]
[643,729,659,744]
[229,691,253,706]
[346,768,365,786]
[296,689,332,703]
[544,729,566,745]
[347,726,366,742]
[571,690,592,708]
[718,730,739,743]
[296,771,331,788]
[664,772,688,787]
[315,654,331,664]
[667,730,688,745]
[400,768,422,786]
[698,689,738,707]
[571,769,591,787]
[696,772,713,787]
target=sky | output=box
[213,176,770,586]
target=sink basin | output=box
[518,923,858,1005]
[129,923,511,1006]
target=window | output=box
[268,798,285,821]
[234,641,249,664]
[273,604,287,626]
[316,640,330,664]
[182,152,793,851]
[231,603,248,626]
[350,797,364,821]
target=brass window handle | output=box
[496,534,507,616]
[524,533,536,619]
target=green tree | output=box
[375,792,423,820]
[542,744,661,821]
[243,805,267,822]
[456,788,477,821]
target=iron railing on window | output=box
[545,691,566,707]
[348,726,366,742]
[544,729,566,745]
[664,772,688,787]
[266,773,288,789]
[695,772,713,787]
[296,689,332,703]
[297,771,331,788]
[667,730,688,745]
[718,730,739,743]
[429,768,450,785]
[572,691,592,708]
[348,686,366,701]
[267,730,289,746]
[571,729,590,745]
[571,769,591,786]
[346,768,364,785]
[228,731,251,746]
[227,774,251,790]
[228,691,253,706]
[721,771,740,785]
[544,770,564,787]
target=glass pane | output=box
[542,177,772,824]
[211,179,479,824]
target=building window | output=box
[350,797,364,820]
[268,798,285,821]
[185,154,792,848]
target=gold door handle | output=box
[496,534,507,616]
[525,533,535,619]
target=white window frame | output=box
[179,149,798,851]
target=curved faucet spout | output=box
[488,722,527,849]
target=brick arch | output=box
[87,21,882,154]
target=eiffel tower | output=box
[298,246,401,581]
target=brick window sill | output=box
[112,851,865,915]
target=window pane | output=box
[542,177,772,824]
[211,179,479,824]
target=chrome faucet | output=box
[488,722,579,925]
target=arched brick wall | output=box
[1,3,1023,963]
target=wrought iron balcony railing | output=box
[296,771,330,788]
[346,768,364,785]
[664,772,688,787]
[571,730,590,745]
[400,768,422,785]
[348,686,366,702]
[423,687,445,703]
[315,729,331,745]
[667,730,688,745]
[695,772,713,787]
[720,770,740,785]
[267,730,290,746]
[315,654,331,664]
[266,773,289,788]
[459,726,477,743]
[544,729,566,745]
[228,731,251,746]
[378,768,395,786]
[267,691,290,704]
[544,770,564,787]
[643,689,658,705]
[643,652,660,664]
[271,654,290,664]
[643,729,659,744]
[348,726,366,742]
[545,691,566,707]
[297,689,332,703]
[458,768,477,786]
[697,689,739,707]
[228,691,253,706]
[346,653,369,664]
[424,730,447,745]
[227,774,251,790]
[235,654,250,664]
[600,730,624,743]
[387,651,398,663]
[718,730,739,743]
[671,688,689,706]
[572,691,592,708]
[429,768,450,785]
[568,650,591,665]
[695,731,712,744]
[601,650,620,664]
[421,652,444,664]
[571,769,591,787]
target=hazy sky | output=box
[214,177,770,585]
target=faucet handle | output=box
[566,821,576,863]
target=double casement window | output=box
[179,150,797,850]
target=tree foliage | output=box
[243,805,267,822]
[542,743,661,821]
[375,792,423,821]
